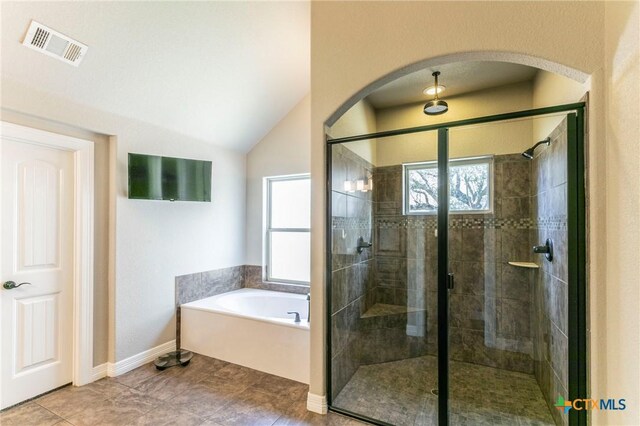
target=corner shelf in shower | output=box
[361,303,424,318]
[508,261,540,269]
[360,303,426,331]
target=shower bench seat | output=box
[359,303,430,364]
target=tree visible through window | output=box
[405,157,492,214]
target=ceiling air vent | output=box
[21,20,88,67]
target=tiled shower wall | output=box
[330,144,374,397]
[370,154,536,374]
[531,118,569,426]
[370,165,436,360]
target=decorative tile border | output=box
[332,217,371,229]
[333,215,566,231]
[533,217,567,231]
[372,216,534,230]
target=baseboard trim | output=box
[107,340,176,377]
[91,363,108,382]
[306,392,328,414]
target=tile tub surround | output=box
[175,265,310,349]
[244,265,311,295]
[175,265,244,306]
[0,354,365,426]
[370,155,535,374]
[176,265,310,307]
[330,144,375,398]
[531,118,569,426]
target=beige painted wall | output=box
[311,2,640,423]
[1,78,247,364]
[532,70,589,141]
[327,99,377,164]
[373,81,534,165]
[0,108,112,366]
[245,94,310,266]
[592,2,640,424]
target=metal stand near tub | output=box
[154,306,193,370]
[153,349,193,370]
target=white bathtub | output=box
[180,288,310,383]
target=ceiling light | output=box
[423,85,445,96]
[424,71,449,116]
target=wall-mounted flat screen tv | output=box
[128,153,212,202]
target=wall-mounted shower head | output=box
[522,137,551,160]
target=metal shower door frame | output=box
[325,103,587,426]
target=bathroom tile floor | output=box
[332,355,556,426]
[1,354,365,426]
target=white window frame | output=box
[403,156,494,215]
[264,173,311,285]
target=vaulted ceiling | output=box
[1,1,310,152]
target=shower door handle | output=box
[447,273,454,290]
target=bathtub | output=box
[180,288,310,383]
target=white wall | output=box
[309,3,638,424]
[245,94,310,266]
[1,78,247,363]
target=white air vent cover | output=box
[22,20,88,67]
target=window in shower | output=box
[265,174,311,284]
[403,156,493,214]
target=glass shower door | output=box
[328,131,440,425]
[327,105,586,426]
[446,115,575,425]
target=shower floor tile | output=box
[332,356,555,425]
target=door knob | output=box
[3,281,31,290]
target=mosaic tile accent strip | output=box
[332,217,371,229]
[534,217,567,231]
[373,216,534,230]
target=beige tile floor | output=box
[0,354,365,426]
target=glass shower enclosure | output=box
[326,104,586,426]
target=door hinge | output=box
[447,273,454,290]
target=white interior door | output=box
[1,138,74,409]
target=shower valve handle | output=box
[356,236,372,254]
[533,238,554,262]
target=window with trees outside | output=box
[404,156,493,215]
[265,174,311,284]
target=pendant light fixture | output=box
[424,71,448,115]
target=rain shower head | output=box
[424,71,448,115]
[522,138,551,159]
